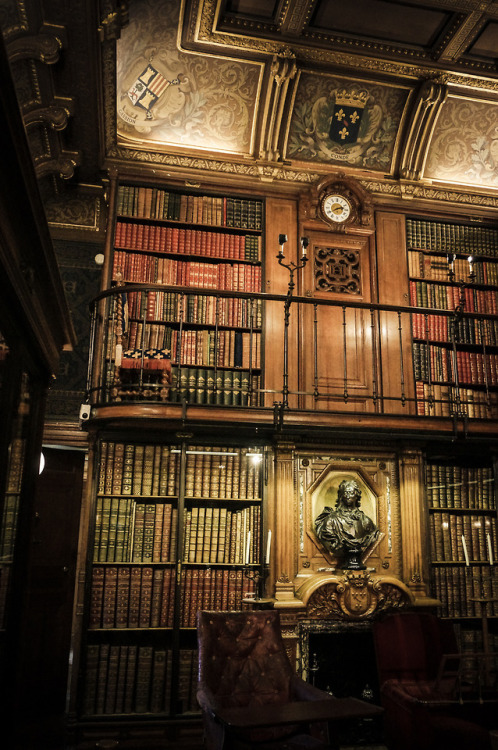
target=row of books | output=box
[124,290,262,328]
[410,280,498,314]
[432,564,498,618]
[122,324,261,369]
[83,643,198,716]
[6,437,24,493]
[408,250,498,285]
[93,499,178,563]
[113,250,262,292]
[185,504,260,564]
[89,565,257,631]
[429,512,497,563]
[0,494,19,560]
[415,382,498,418]
[426,463,495,509]
[168,367,261,407]
[411,312,498,346]
[89,565,175,629]
[183,446,262,500]
[98,443,262,500]
[455,625,498,653]
[115,221,261,262]
[178,566,256,628]
[406,218,498,257]
[98,442,179,497]
[413,343,498,386]
[117,184,263,230]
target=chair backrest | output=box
[373,611,458,684]
[197,609,295,708]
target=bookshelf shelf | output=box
[100,178,265,408]
[407,217,498,419]
[426,457,498,627]
[80,438,265,721]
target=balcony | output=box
[84,285,498,439]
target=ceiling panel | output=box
[309,0,450,47]
[467,21,498,59]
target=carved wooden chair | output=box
[197,609,382,750]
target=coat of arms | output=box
[329,89,369,144]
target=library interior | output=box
[2,1,498,749]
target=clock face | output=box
[322,194,352,223]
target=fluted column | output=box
[399,448,431,600]
[272,440,303,607]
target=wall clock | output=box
[321,194,352,224]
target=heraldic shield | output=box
[329,88,368,144]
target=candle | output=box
[461,534,470,566]
[265,530,272,564]
[487,533,494,566]
[115,343,122,367]
[245,531,251,565]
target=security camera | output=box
[79,404,91,421]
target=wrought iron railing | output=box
[85,284,498,421]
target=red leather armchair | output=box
[373,611,494,750]
[196,610,334,750]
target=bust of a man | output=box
[315,478,380,570]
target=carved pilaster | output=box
[399,448,431,600]
[273,441,302,605]
[259,49,298,163]
[399,79,448,181]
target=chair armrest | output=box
[197,685,221,715]
[290,674,335,702]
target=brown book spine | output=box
[89,566,105,628]
[102,566,118,629]
[138,566,153,628]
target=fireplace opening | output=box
[299,621,384,746]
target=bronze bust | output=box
[315,478,380,570]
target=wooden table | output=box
[216,696,383,735]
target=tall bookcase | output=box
[426,453,498,649]
[102,180,264,407]
[407,217,498,418]
[79,439,265,720]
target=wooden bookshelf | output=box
[426,458,498,621]
[101,180,265,406]
[79,440,264,720]
[406,217,498,418]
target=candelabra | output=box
[243,563,270,603]
[276,234,309,409]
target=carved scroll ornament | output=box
[303,570,412,621]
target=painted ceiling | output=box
[2,0,498,225]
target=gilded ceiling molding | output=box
[190,0,498,92]
[6,24,65,64]
[259,49,298,162]
[111,145,321,183]
[433,10,487,62]
[279,0,314,36]
[399,79,448,181]
[358,178,498,209]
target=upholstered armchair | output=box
[373,611,494,750]
[196,610,345,750]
